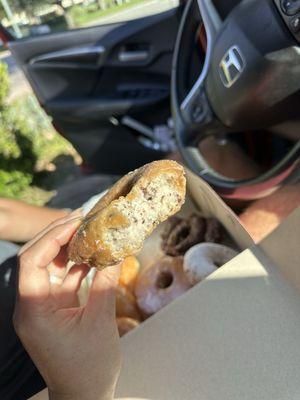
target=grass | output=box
[70,0,151,27]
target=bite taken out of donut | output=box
[134,256,191,317]
[69,160,186,268]
[183,243,238,285]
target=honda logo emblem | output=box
[219,46,245,88]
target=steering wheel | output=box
[172,0,300,199]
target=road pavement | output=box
[87,0,179,25]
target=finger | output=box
[54,264,90,309]
[19,208,82,256]
[18,219,82,306]
[53,246,69,269]
[85,265,121,321]
[19,213,80,256]
[47,246,69,280]
[19,208,81,255]
[62,263,90,292]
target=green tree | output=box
[9,0,44,17]
[51,0,74,27]
[2,0,74,30]
[0,6,6,20]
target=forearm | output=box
[0,198,69,242]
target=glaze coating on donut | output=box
[183,243,238,285]
[205,218,222,243]
[117,317,140,337]
[116,285,141,321]
[134,256,191,316]
[161,214,222,256]
[69,160,186,268]
[161,214,205,256]
[119,256,140,293]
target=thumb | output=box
[85,264,120,319]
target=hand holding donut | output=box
[14,211,121,400]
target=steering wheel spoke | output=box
[197,0,222,38]
[180,85,212,127]
[180,0,222,128]
[184,120,227,149]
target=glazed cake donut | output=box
[69,160,186,268]
[183,243,238,285]
[117,317,140,337]
[134,256,191,316]
[119,256,140,293]
[116,285,141,321]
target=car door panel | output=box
[10,10,179,114]
[9,8,181,172]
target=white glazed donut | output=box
[183,243,238,285]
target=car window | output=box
[0,0,180,38]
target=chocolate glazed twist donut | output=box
[161,214,222,256]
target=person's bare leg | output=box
[0,198,69,243]
[239,184,300,242]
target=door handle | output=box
[118,50,149,62]
[30,45,105,64]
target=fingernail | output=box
[66,216,83,224]
[65,209,83,221]
[70,207,83,217]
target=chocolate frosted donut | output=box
[161,214,206,256]
[134,256,191,316]
[205,218,222,243]
[183,243,238,285]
